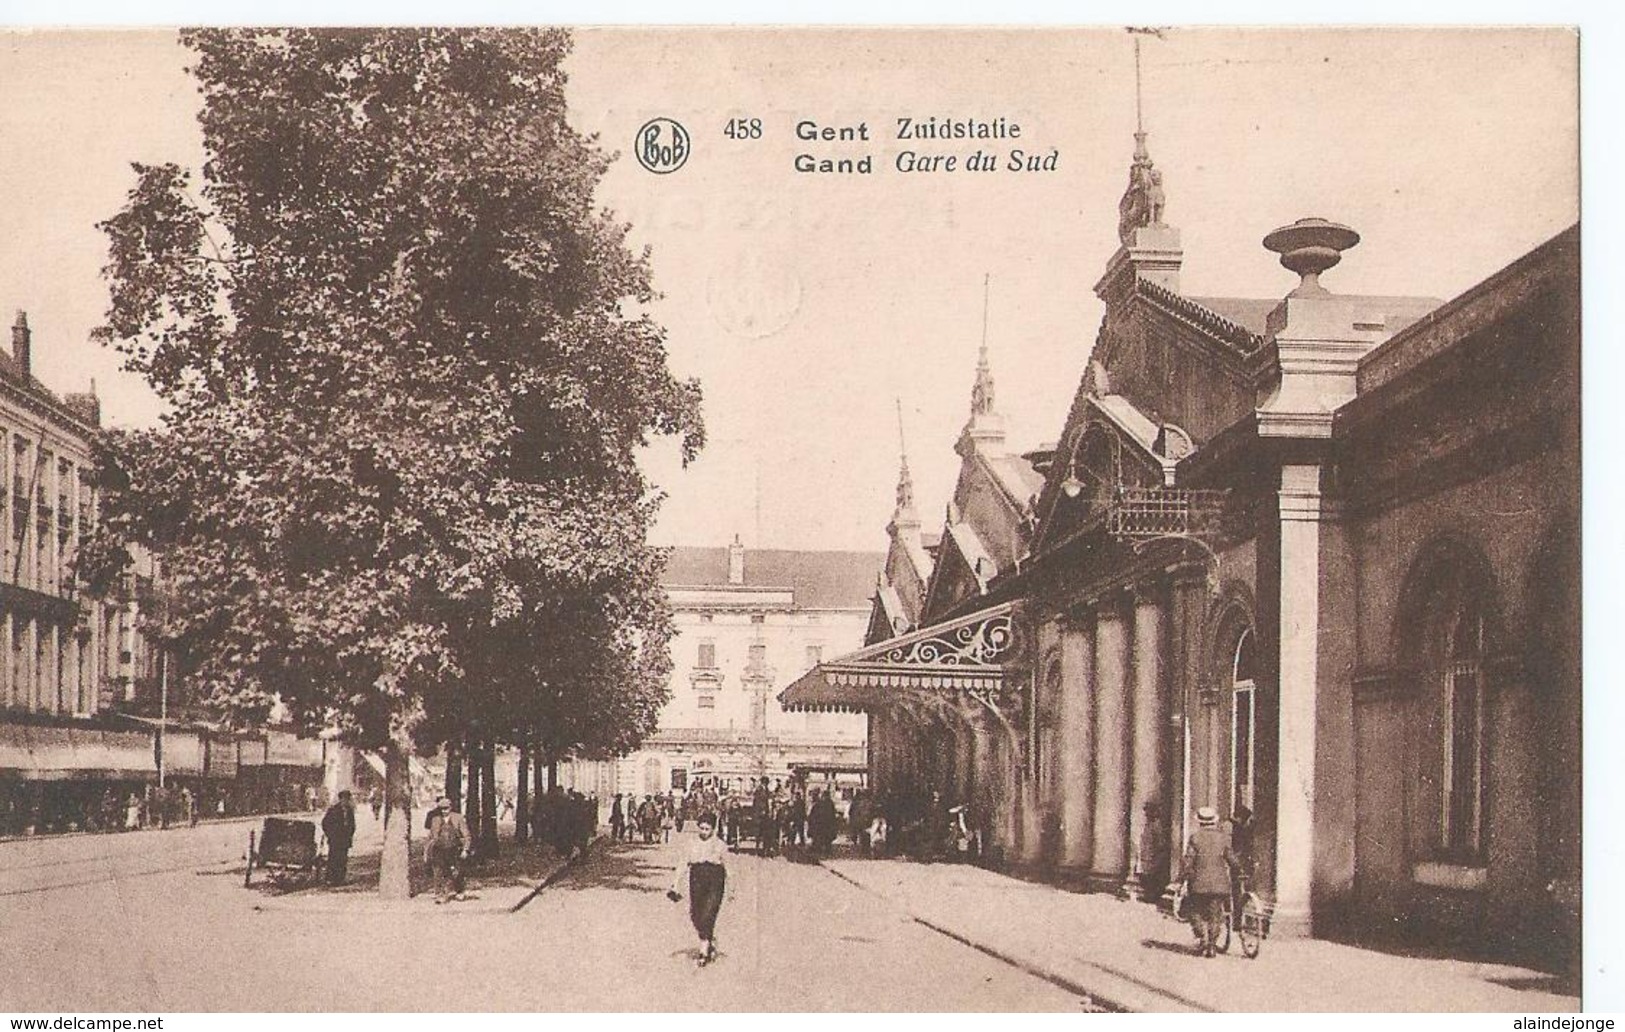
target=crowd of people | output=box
[528,784,598,861]
[602,776,990,867]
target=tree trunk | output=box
[379,740,413,898]
[548,759,559,793]
[532,741,545,839]
[444,739,463,809]
[515,741,530,844]
[480,739,499,857]
[465,739,482,852]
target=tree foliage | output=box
[89,28,702,764]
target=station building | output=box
[784,135,1580,966]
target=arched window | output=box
[643,757,663,796]
[1442,604,1486,857]
[1230,628,1257,816]
[1397,538,1496,864]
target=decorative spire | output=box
[1119,27,1169,245]
[971,273,996,417]
[894,398,916,515]
[889,399,921,541]
[957,276,1007,459]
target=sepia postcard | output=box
[0,23,1602,1018]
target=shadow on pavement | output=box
[1489,973,1581,996]
[551,846,669,895]
[242,838,576,899]
[1140,938,1201,957]
[1321,924,1579,986]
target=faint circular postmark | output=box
[636,117,691,175]
[705,252,804,340]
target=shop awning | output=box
[779,601,1022,714]
[0,724,158,781]
[266,730,324,767]
[109,716,210,776]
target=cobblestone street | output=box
[0,820,1088,1011]
[2,816,1582,1011]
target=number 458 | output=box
[724,118,763,140]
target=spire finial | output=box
[1126,26,1167,134]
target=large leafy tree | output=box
[88,28,702,895]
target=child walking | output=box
[668,812,728,966]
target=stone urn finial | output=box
[1263,217,1360,297]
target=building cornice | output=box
[0,375,100,444]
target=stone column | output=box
[1019,662,1043,863]
[1124,582,1168,899]
[47,623,60,714]
[1059,614,1095,870]
[1091,596,1132,883]
[1166,565,1207,877]
[0,611,11,710]
[1275,463,1323,938]
[24,619,38,712]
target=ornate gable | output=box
[1029,393,1170,556]
[920,517,990,621]
[865,584,912,646]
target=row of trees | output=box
[79,28,703,895]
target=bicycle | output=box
[1171,878,1270,957]
[1235,881,1271,959]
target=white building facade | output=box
[613,539,878,797]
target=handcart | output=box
[245,816,323,888]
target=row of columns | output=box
[1051,584,1172,887]
[1042,565,1214,893]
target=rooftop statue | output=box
[1117,132,1166,245]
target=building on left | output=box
[0,311,325,835]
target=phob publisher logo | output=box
[636,117,690,175]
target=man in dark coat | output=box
[808,788,838,855]
[1182,805,1240,957]
[321,790,357,886]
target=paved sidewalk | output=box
[823,858,1580,1013]
[0,808,320,845]
[251,836,599,915]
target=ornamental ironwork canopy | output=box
[1106,486,1228,540]
[779,601,1021,715]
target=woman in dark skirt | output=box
[669,812,729,965]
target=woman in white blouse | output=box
[669,812,729,965]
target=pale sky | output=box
[0,28,1580,553]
